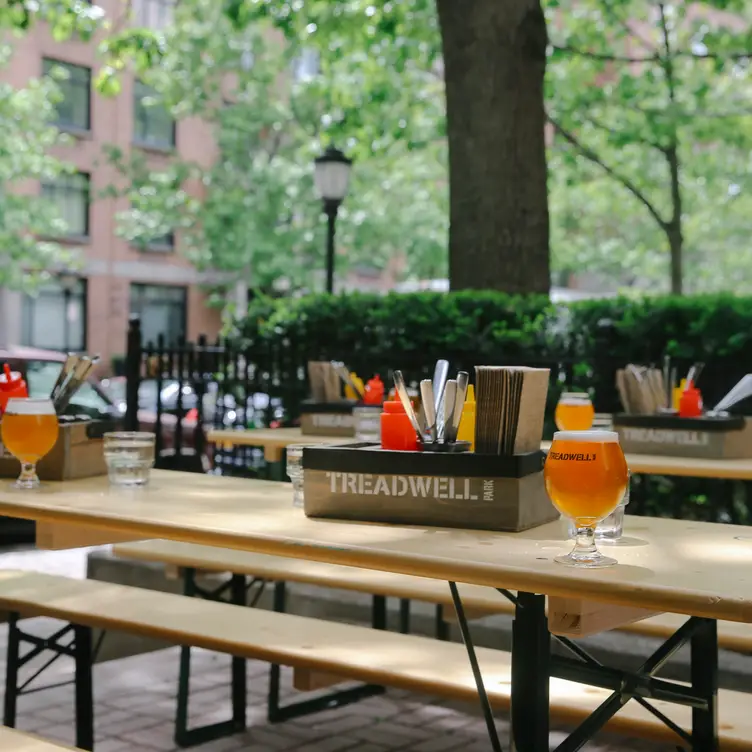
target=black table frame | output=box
[449,583,718,752]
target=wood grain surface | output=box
[207,428,347,461]
[0,727,79,750]
[2,472,752,621]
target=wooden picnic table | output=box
[210,427,752,480]
[208,427,346,463]
[0,471,743,750]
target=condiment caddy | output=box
[614,359,752,458]
[301,361,557,533]
[301,360,385,437]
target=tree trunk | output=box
[665,145,683,295]
[667,224,683,295]
[436,0,550,294]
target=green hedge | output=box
[233,291,752,414]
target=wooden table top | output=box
[208,427,342,449]
[207,427,348,462]
[1,471,752,622]
[210,430,752,479]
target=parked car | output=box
[2,347,200,452]
[0,347,118,419]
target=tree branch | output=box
[552,44,657,63]
[549,116,667,230]
[582,113,667,152]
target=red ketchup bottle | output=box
[380,400,419,451]
[679,381,703,418]
[0,364,28,416]
[364,375,385,405]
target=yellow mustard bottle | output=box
[456,384,476,451]
[344,372,365,401]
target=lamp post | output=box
[58,273,79,352]
[313,146,353,294]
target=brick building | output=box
[0,0,223,370]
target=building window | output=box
[130,283,186,346]
[150,231,175,251]
[132,0,174,29]
[41,172,90,238]
[21,277,87,352]
[133,81,176,149]
[43,59,91,132]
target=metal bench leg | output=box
[4,612,20,728]
[175,568,247,747]
[435,604,450,641]
[511,592,549,752]
[3,615,98,750]
[691,618,718,752]
[74,625,94,751]
[399,598,411,634]
[267,582,385,724]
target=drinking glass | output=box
[1,398,59,489]
[555,392,595,431]
[567,471,630,541]
[103,432,155,487]
[544,430,629,568]
[286,444,306,507]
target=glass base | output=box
[11,475,40,490]
[555,550,617,568]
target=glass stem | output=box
[574,524,598,556]
[18,462,38,488]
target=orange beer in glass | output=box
[544,430,628,567]
[1,398,59,489]
[555,392,594,431]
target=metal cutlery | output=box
[331,361,365,399]
[420,379,436,442]
[442,380,457,442]
[432,360,449,438]
[55,355,100,413]
[50,353,79,404]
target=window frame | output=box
[129,283,187,346]
[132,0,174,30]
[133,80,176,151]
[21,277,88,352]
[40,171,91,240]
[42,57,92,133]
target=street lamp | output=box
[314,146,353,294]
[58,272,79,352]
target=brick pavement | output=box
[0,547,675,750]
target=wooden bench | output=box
[0,727,80,751]
[0,570,751,751]
[114,539,752,652]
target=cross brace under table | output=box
[449,583,718,752]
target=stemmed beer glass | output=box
[555,392,595,431]
[544,430,629,568]
[1,398,59,489]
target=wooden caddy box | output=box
[302,443,557,533]
[613,413,752,459]
[0,419,118,481]
[300,400,364,438]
